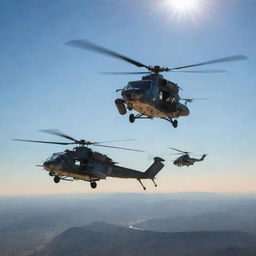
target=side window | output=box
[151,84,158,101]
[159,90,163,101]
[106,166,112,175]
[75,160,80,166]
[159,90,171,102]
[166,96,171,102]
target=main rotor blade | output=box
[171,70,227,73]
[99,71,151,75]
[168,55,248,71]
[169,147,188,154]
[190,153,205,156]
[66,39,150,69]
[13,139,73,145]
[39,129,77,142]
[93,139,137,145]
[93,144,144,152]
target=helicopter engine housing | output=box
[162,79,179,94]
[92,152,110,163]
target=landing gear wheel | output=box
[54,176,60,183]
[127,105,133,111]
[49,172,54,177]
[129,114,135,123]
[172,120,178,128]
[90,181,97,189]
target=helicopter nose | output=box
[43,161,51,170]
[43,160,60,171]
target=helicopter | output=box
[66,39,248,128]
[170,147,207,167]
[14,130,165,190]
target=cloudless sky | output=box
[0,0,255,195]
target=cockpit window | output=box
[47,152,65,161]
[127,80,152,90]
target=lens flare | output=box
[169,0,199,12]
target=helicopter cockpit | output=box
[125,80,152,91]
[122,80,153,101]
[46,152,66,162]
[43,152,67,173]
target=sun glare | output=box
[169,0,199,12]
[152,0,207,24]
[147,0,208,24]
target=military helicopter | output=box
[170,147,207,167]
[14,130,165,190]
[66,39,247,128]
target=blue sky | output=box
[0,0,255,195]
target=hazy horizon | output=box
[1,190,256,256]
[1,0,255,196]
[1,190,256,198]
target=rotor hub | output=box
[149,66,169,74]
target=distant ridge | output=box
[36,222,256,256]
[135,208,256,233]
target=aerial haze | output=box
[1,193,256,256]
[0,0,255,195]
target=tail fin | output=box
[200,154,206,161]
[144,157,165,179]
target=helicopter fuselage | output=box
[42,146,165,189]
[123,91,189,118]
[15,129,165,190]
[116,74,189,125]
[66,39,247,126]
[173,154,206,167]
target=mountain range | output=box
[36,222,256,256]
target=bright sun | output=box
[169,0,199,12]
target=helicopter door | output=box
[150,83,159,101]
[106,166,112,175]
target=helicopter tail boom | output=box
[190,154,207,163]
[198,154,207,162]
[143,157,165,179]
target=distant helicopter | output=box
[66,39,247,128]
[14,130,165,190]
[170,147,207,167]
